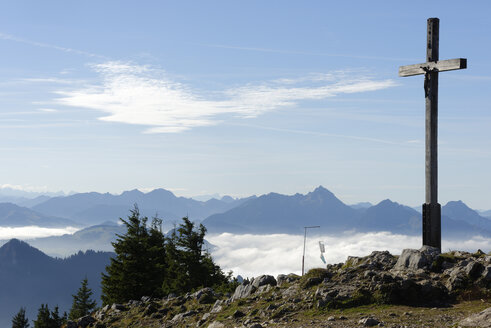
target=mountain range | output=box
[0,186,489,258]
[31,189,252,227]
[202,186,491,238]
[25,222,126,257]
[0,202,80,227]
[0,239,112,327]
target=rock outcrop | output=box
[460,307,491,327]
[67,248,491,328]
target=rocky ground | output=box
[66,247,491,328]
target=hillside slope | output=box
[0,239,113,327]
[72,247,491,328]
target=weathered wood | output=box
[399,58,467,77]
[424,18,441,250]
[426,17,439,206]
[399,17,466,252]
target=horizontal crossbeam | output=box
[399,58,467,77]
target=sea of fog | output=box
[0,226,80,240]
[0,227,489,278]
[206,232,491,278]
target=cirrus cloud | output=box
[55,61,397,133]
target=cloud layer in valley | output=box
[0,226,79,241]
[207,232,491,278]
[55,62,397,133]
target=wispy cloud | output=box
[21,77,82,85]
[207,232,490,278]
[38,108,58,113]
[0,32,106,59]
[196,43,417,62]
[55,61,397,133]
[229,124,399,145]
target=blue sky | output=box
[0,1,490,209]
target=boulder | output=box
[460,307,491,327]
[482,265,491,281]
[465,261,484,280]
[252,275,277,288]
[192,287,216,304]
[358,317,380,326]
[303,277,322,288]
[77,315,96,328]
[207,321,225,328]
[366,251,397,270]
[232,309,245,318]
[172,310,197,322]
[231,283,256,301]
[393,246,440,271]
[276,273,300,286]
[210,300,224,313]
[248,324,263,328]
[111,303,127,311]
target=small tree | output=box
[33,304,65,328]
[49,307,65,328]
[101,206,167,304]
[12,307,29,328]
[163,217,229,294]
[69,277,97,320]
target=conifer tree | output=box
[33,304,51,328]
[33,304,65,328]
[69,277,97,320]
[49,307,65,328]
[163,217,229,294]
[12,307,29,328]
[101,206,167,304]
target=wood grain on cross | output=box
[399,18,466,251]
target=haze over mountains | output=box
[0,186,489,324]
[202,186,491,238]
[31,188,251,226]
[0,239,112,327]
[0,186,489,257]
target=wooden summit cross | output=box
[399,18,466,251]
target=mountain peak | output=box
[445,200,468,208]
[310,186,336,198]
[0,239,52,266]
[121,189,144,196]
[377,199,397,206]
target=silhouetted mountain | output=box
[202,186,360,234]
[0,195,51,207]
[0,187,64,199]
[0,239,113,327]
[202,187,491,238]
[443,201,491,231]
[18,195,52,207]
[0,202,79,227]
[32,188,249,226]
[27,223,126,257]
[358,199,421,234]
[479,209,491,219]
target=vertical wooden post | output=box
[423,18,441,251]
[399,18,466,253]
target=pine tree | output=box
[68,277,97,320]
[163,217,229,294]
[12,307,29,328]
[101,206,167,304]
[33,304,65,328]
[49,306,65,328]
